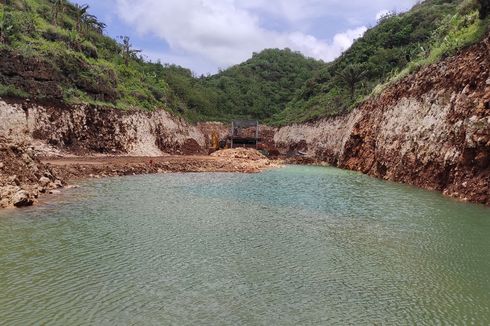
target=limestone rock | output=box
[12,190,33,207]
[39,176,51,187]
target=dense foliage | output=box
[201,49,323,120]
[0,0,488,125]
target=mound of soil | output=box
[211,148,267,160]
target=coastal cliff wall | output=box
[0,100,207,156]
[276,35,490,205]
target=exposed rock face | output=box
[0,101,206,156]
[276,35,490,205]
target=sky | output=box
[71,0,420,75]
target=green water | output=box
[0,166,489,325]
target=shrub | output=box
[0,84,29,98]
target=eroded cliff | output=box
[0,100,206,157]
[276,35,490,205]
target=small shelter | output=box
[229,120,260,149]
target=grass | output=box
[0,84,29,98]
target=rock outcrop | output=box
[276,35,490,205]
[0,137,63,208]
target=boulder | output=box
[39,176,51,187]
[47,179,63,189]
[12,190,33,207]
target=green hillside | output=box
[200,49,324,120]
[0,0,488,125]
[273,0,490,125]
[0,0,323,122]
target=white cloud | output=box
[115,0,369,73]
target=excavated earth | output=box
[276,34,490,205]
[0,137,64,208]
[1,34,489,208]
[0,100,278,208]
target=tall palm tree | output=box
[84,15,106,34]
[73,4,89,33]
[337,64,367,101]
[118,36,141,66]
[51,0,65,26]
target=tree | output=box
[73,4,89,33]
[118,36,141,66]
[85,16,106,34]
[72,4,105,36]
[479,0,490,19]
[337,64,367,101]
[51,0,64,26]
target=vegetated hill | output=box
[0,0,488,125]
[200,49,324,120]
[154,49,324,122]
[0,0,218,121]
[272,0,490,125]
[0,0,323,122]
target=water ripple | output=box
[0,166,489,325]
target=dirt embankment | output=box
[276,35,490,205]
[47,149,277,182]
[0,99,207,157]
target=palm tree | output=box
[118,36,141,66]
[337,64,367,101]
[72,4,106,37]
[51,0,65,26]
[85,16,106,34]
[73,4,89,33]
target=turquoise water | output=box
[0,165,489,325]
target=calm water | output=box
[0,166,489,325]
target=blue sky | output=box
[71,0,419,75]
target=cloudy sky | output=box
[71,0,420,75]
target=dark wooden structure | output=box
[229,120,260,149]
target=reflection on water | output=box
[0,166,489,325]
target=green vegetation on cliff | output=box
[273,0,490,125]
[0,0,488,125]
[0,0,322,122]
[0,0,171,110]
